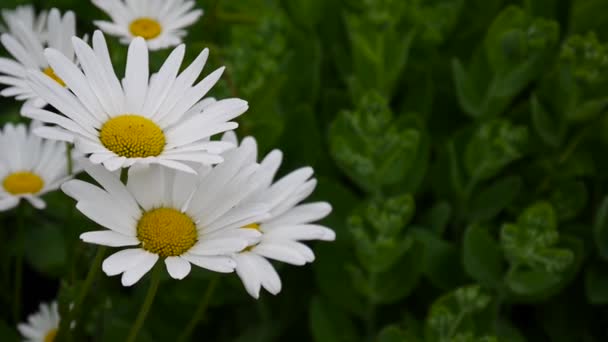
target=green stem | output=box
[57,246,107,341]
[13,203,24,322]
[126,266,162,342]
[177,277,219,342]
[66,143,74,175]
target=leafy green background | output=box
[2,0,608,340]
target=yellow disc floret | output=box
[137,207,198,257]
[129,17,162,40]
[43,67,66,87]
[99,115,165,158]
[3,171,44,195]
[243,223,261,231]
[44,328,58,342]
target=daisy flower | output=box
[61,138,269,286]
[23,31,246,173]
[0,121,77,211]
[92,0,203,51]
[1,5,47,38]
[0,8,76,108]
[17,301,60,342]
[222,132,335,299]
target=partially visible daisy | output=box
[0,8,76,108]
[0,121,77,211]
[24,31,247,173]
[17,301,60,342]
[61,138,269,286]
[92,0,203,51]
[0,5,47,39]
[222,132,335,299]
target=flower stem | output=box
[126,266,162,342]
[176,277,219,342]
[13,203,24,322]
[58,246,107,341]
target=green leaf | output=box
[593,195,608,260]
[501,202,574,274]
[463,225,505,288]
[585,263,608,304]
[371,240,424,304]
[452,59,482,117]
[412,228,467,290]
[468,176,522,222]
[531,95,566,147]
[425,285,493,342]
[310,297,358,342]
[329,92,421,193]
[421,202,452,236]
[549,180,588,221]
[464,120,528,182]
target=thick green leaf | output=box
[463,225,505,288]
[468,176,522,222]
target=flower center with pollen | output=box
[137,208,198,257]
[99,115,165,158]
[44,328,58,342]
[129,17,162,40]
[241,223,261,252]
[3,171,44,195]
[43,67,66,87]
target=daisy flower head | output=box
[17,301,60,342]
[92,0,203,51]
[23,30,247,174]
[0,8,76,108]
[61,139,269,286]
[0,121,78,211]
[1,5,47,38]
[222,132,336,299]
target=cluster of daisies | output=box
[0,2,334,341]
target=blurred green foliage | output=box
[1,0,608,341]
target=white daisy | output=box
[0,121,77,211]
[222,132,335,299]
[92,0,203,51]
[23,30,247,174]
[17,301,60,342]
[61,138,269,286]
[0,8,76,108]
[0,5,47,39]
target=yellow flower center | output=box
[243,223,261,231]
[3,171,44,195]
[99,115,165,158]
[137,207,198,257]
[43,67,66,87]
[44,328,57,342]
[241,223,261,252]
[129,17,162,40]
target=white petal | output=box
[233,253,261,299]
[102,248,148,276]
[80,231,140,247]
[121,252,159,286]
[182,254,235,273]
[164,256,191,279]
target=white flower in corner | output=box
[92,0,203,51]
[0,121,78,211]
[23,31,247,173]
[223,132,336,299]
[0,5,47,38]
[0,8,76,108]
[17,301,60,342]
